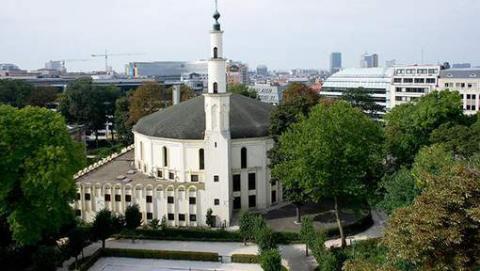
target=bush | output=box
[260,248,282,271]
[149,218,160,230]
[102,248,219,262]
[32,245,57,271]
[125,204,142,230]
[116,227,243,242]
[239,212,258,244]
[231,254,259,263]
[206,208,215,228]
[255,226,277,252]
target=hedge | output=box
[69,248,103,271]
[231,254,259,263]
[102,248,219,262]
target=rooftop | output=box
[439,68,480,79]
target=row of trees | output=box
[0,79,58,108]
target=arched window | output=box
[241,147,247,169]
[213,82,218,94]
[213,47,218,58]
[199,148,205,170]
[163,146,168,167]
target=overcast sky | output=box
[1,0,479,72]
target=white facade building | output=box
[389,65,441,108]
[74,6,280,227]
[438,69,480,114]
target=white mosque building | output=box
[74,6,281,227]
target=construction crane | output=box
[91,49,142,73]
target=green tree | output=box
[0,105,85,246]
[384,90,464,167]
[125,204,142,231]
[206,208,215,228]
[255,225,276,252]
[228,84,258,99]
[149,218,160,230]
[128,82,168,124]
[282,82,319,106]
[0,79,34,108]
[430,118,480,158]
[239,212,257,245]
[26,86,58,107]
[272,101,384,247]
[341,87,385,117]
[91,209,114,249]
[310,231,337,271]
[66,227,88,270]
[383,145,480,270]
[260,248,282,271]
[32,245,57,271]
[114,96,133,145]
[377,168,420,214]
[300,216,315,256]
[180,85,196,101]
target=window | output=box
[115,195,121,202]
[163,146,168,167]
[414,78,425,84]
[417,69,427,74]
[85,193,91,201]
[406,69,415,74]
[147,212,153,220]
[395,87,402,93]
[233,174,241,192]
[157,170,163,178]
[461,83,466,88]
[445,83,449,88]
[168,213,174,221]
[395,96,403,101]
[428,69,438,74]
[214,175,219,182]
[76,193,81,200]
[140,141,144,161]
[233,197,241,209]
[179,214,185,221]
[214,199,220,205]
[104,194,111,202]
[393,78,402,83]
[241,147,247,168]
[213,82,218,93]
[248,173,256,190]
[468,83,473,88]
[249,195,256,208]
[75,209,81,217]
[146,196,153,203]
[189,197,196,205]
[169,172,175,180]
[271,180,277,186]
[271,191,277,203]
[125,195,132,202]
[190,214,197,222]
[191,175,199,182]
[426,78,436,84]
[167,196,174,204]
[199,149,205,170]
[403,78,413,83]
[213,47,218,58]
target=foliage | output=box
[149,218,160,230]
[32,245,58,271]
[91,209,114,249]
[102,247,219,262]
[180,85,196,101]
[125,204,142,231]
[205,208,215,228]
[384,90,464,166]
[255,226,277,252]
[239,212,258,244]
[160,215,168,230]
[377,168,420,214]
[228,84,258,99]
[383,147,480,270]
[66,227,88,267]
[0,105,85,245]
[0,79,35,108]
[114,96,133,145]
[260,248,282,271]
[231,254,259,263]
[26,86,58,107]
[282,82,319,107]
[300,216,315,256]
[430,117,480,158]
[341,87,385,117]
[128,82,168,124]
[272,101,384,247]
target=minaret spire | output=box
[213,0,221,31]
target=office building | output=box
[438,68,480,114]
[330,52,342,74]
[256,65,268,77]
[361,53,379,68]
[126,61,208,80]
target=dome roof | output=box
[133,94,273,140]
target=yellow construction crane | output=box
[91,50,142,73]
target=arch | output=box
[155,185,164,192]
[199,148,205,170]
[213,47,218,58]
[213,82,218,94]
[188,186,197,193]
[166,186,175,192]
[241,147,247,169]
[163,146,168,167]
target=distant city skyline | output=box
[1,0,479,72]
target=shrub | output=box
[260,248,282,271]
[102,248,219,262]
[300,216,315,256]
[255,226,277,252]
[160,215,168,230]
[91,209,114,248]
[206,208,215,227]
[125,204,142,230]
[32,245,57,271]
[231,254,259,263]
[149,218,160,230]
[239,212,258,245]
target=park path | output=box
[58,210,386,271]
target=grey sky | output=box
[1,0,479,72]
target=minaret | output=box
[204,0,232,227]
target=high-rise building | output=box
[330,52,342,74]
[361,53,379,68]
[385,59,396,68]
[256,65,268,77]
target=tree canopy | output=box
[0,105,85,245]
[0,79,58,108]
[272,101,384,246]
[228,84,258,99]
[282,82,319,107]
[341,87,385,117]
[128,82,168,124]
